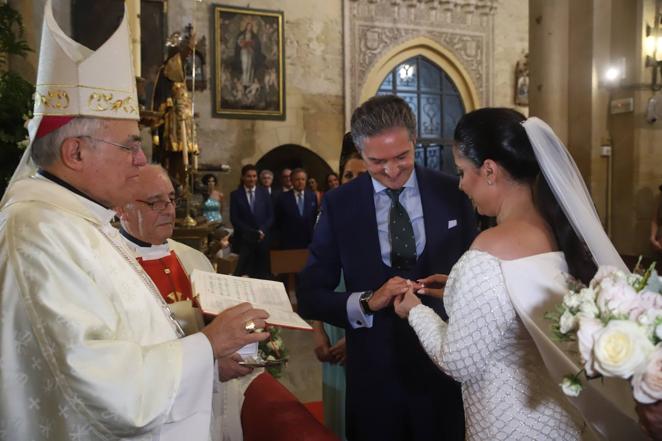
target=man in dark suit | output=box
[230,164,274,278]
[274,168,318,249]
[298,95,476,441]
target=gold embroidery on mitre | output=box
[88,92,137,114]
[34,90,70,109]
[167,291,184,302]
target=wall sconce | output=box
[645,4,662,90]
[604,58,626,87]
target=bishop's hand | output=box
[201,302,269,360]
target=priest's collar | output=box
[38,169,111,209]
[119,226,171,260]
[119,226,153,247]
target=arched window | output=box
[377,55,464,174]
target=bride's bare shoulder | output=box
[470,221,557,260]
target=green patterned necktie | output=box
[386,188,417,270]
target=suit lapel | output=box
[416,165,444,256]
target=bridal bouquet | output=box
[548,262,662,403]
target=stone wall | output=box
[493,0,529,113]
[168,0,344,218]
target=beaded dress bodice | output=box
[408,250,583,440]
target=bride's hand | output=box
[394,287,421,319]
[415,274,448,298]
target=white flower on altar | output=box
[559,310,578,334]
[577,317,603,377]
[632,346,662,404]
[560,375,583,397]
[593,320,655,379]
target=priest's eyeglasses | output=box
[136,198,176,211]
[78,136,143,154]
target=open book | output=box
[190,270,312,331]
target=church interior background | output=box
[5,0,662,409]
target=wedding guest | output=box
[325,172,340,192]
[202,173,224,223]
[307,176,323,206]
[230,164,273,278]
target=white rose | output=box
[596,278,640,317]
[560,375,583,397]
[559,310,578,334]
[576,317,604,377]
[656,324,662,341]
[632,346,662,404]
[593,320,655,379]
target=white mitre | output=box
[5,0,139,190]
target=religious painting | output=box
[212,5,285,120]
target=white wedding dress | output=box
[408,250,585,440]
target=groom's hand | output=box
[369,277,412,312]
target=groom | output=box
[298,95,476,441]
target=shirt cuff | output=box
[347,291,374,329]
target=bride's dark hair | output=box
[454,108,596,284]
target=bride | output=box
[394,108,645,440]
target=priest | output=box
[116,164,258,441]
[0,2,268,440]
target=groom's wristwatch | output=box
[359,291,374,315]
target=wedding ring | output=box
[244,320,256,333]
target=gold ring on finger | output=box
[244,320,256,333]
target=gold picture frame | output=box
[212,5,285,120]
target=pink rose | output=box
[629,291,662,321]
[596,277,640,317]
[591,266,626,288]
[632,346,662,404]
[577,317,604,377]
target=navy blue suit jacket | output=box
[274,189,318,249]
[229,186,273,250]
[298,165,476,441]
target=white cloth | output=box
[409,250,585,441]
[121,236,260,441]
[0,176,214,440]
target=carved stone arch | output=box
[359,37,481,112]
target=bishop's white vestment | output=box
[0,175,215,441]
